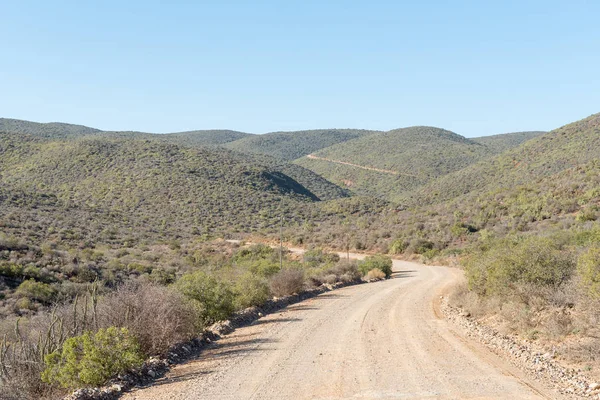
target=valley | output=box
[3,3,598,399]
[1,113,599,400]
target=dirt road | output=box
[124,260,558,400]
[305,154,409,176]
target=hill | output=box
[471,131,545,154]
[411,113,600,206]
[0,118,251,146]
[0,118,102,138]
[163,130,251,146]
[0,133,349,248]
[224,129,379,160]
[295,126,496,202]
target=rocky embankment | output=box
[442,297,600,399]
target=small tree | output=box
[42,327,144,388]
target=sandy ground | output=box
[123,260,561,400]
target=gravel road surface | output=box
[123,260,559,399]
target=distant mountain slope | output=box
[163,130,251,146]
[471,131,545,154]
[0,134,349,244]
[0,118,102,138]
[411,113,600,206]
[295,126,493,202]
[224,129,379,160]
[0,118,250,146]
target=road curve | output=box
[123,260,558,400]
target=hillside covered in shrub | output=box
[295,127,536,202]
[0,133,352,247]
[1,112,599,398]
[224,129,379,161]
[411,113,600,206]
[0,118,251,146]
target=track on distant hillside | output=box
[123,255,559,400]
[305,154,420,177]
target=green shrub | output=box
[246,259,281,278]
[233,244,275,262]
[577,247,600,299]
[388,239,408,255]
[302,248,340,268]
[16,279,56,304]
[574,225,600,245]
[0,262,24,278]
[406,238,435,255]
[175,271,235,325]
[422,248,440,260]
[465,236,575,297]
[576,208,597,222]
[42,327,144,389]
[234,272,270,309]
[148,267,176,285]
[358,255,393,278]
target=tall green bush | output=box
[234,272,271,309]
[42,327,144,388]
[465,236,575,296]
[175,271,235,325]
[358,255,393,278]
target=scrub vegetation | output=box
[1,112,599,396]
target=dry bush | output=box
[269,268,304,297]
[364,268,385,282]
[560,338,600,365]
[97,283,199,355]
[0,292,100,400]
[542,309,573,339]
[449,280,508,320]
[0,372,62,400]
[330,260,361,283]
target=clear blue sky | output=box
[1,1,599,137]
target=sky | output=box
[1,1,599,137]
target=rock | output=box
[590,382,600,391]
[147,369,156,378]
[110,384,123,392]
